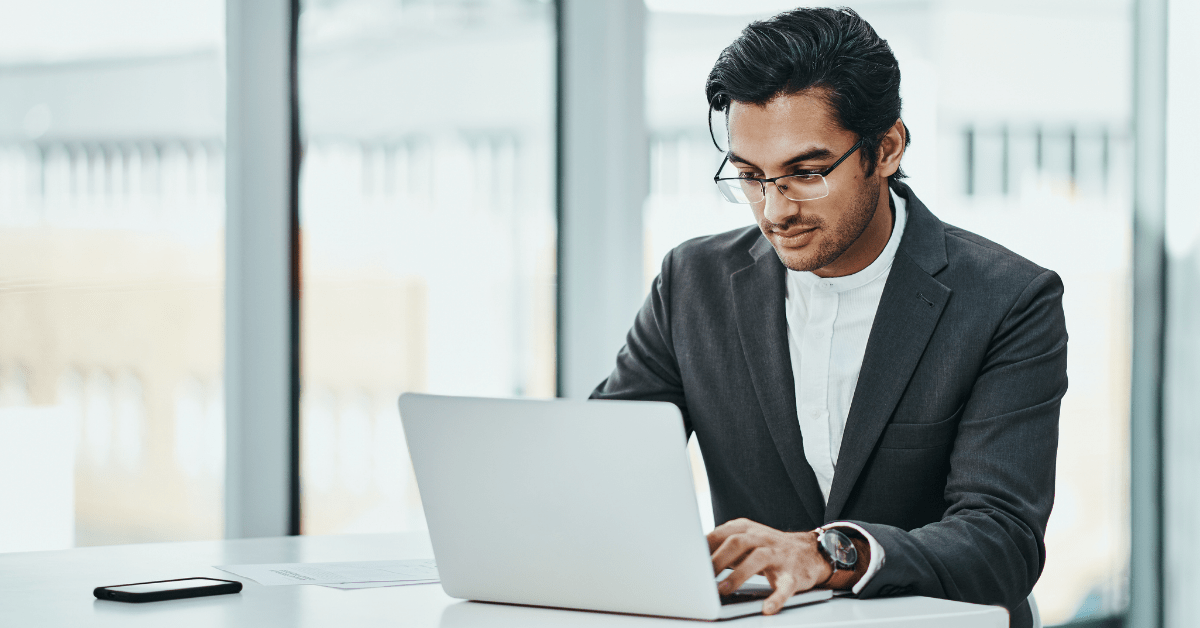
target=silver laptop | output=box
[398,393,832,621]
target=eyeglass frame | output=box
[712,137,866,204]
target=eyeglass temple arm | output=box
[712,155,729,182]
[817,137,865,177]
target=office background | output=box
[0,0,1195,627]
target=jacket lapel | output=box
[731,236,827,527]
[824,186,951,521]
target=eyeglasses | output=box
[712,138,865,204]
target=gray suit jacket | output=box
[591,183,1066,628]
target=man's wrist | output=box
[813,529,870,590]
[821,537,869,589]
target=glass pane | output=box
[644,3,1132,624]
[297,0,556,535]
[0,0,225,550]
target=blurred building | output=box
[0,52,227,546]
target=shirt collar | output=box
[787,187,908,293]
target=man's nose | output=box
[760,182,800,226]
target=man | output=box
[591,8,1066,628]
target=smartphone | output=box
[94,577,243,603]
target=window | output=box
[297,0,557,535]
[0,0,225,550]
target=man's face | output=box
[726,90,885,277]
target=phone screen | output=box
[108,578,228,594]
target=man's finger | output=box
[710,531,765,575]
[710,533,753,575]
[707,518,753,552]
[716,547,771,595]
[761,572,798,615]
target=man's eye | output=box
[737,172,761,180]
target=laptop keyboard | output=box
[719,586,771,606]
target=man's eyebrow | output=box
[782,147,835,166]
[727,147,836,169]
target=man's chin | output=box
[772,244,840,273]
[774,249,820,273]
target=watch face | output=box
[820,530,857,568]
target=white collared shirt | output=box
[784,188,907,593]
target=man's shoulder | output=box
[899,183,1054,289]
[937,220,1052,283]
[922,216,1060,310]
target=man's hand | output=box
[707,518,832,615]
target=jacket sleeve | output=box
[589,249,690,432]
[850,269,1068,616]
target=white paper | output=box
[320,579,439,590]
[214,559,438,586]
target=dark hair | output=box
[705,7,910,185]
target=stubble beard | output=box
[768,179,881,273]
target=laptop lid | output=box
[399,393,723,620]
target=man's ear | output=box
[875,118,906,178]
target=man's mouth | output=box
[771,226,818,243]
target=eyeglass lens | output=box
[717,174,829,203]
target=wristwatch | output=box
[815,527,858,583]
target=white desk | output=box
[0,532,1008,627]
